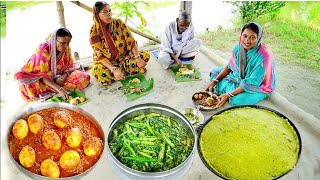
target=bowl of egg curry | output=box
[197,105,301,180]
[7,102,105,179]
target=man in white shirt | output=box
[158,10,202,69]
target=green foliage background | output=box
[0,1,6,37]
[227,1,285,23]
[111,1,152,35]
[199,2,320,70]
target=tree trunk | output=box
[179,1,192,16]
[56,1,66,27]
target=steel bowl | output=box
[196,105,302,180]
[180,107,205,127]
[106,103,196,180]
[6,102,105,180]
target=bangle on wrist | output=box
[55,75,61,80]
[110,66,117,73]
[58,86,63,92]
[213,79,219,82]
[227,92,234,98]
[134,54,141,59]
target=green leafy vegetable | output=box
[109,113,193,172]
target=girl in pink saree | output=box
[14,28,90,101]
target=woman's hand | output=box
[55,73,67,86]
[175,58,183,67]
[136,57,146,68]
[205,81,217,92]
[216,93,230,108]
[113,68,125,81]
[57,87,68,100]
[56,77,65,86]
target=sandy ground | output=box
[1,46,320,180]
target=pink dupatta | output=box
[15,29,73,84]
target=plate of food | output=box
[46,89,88,106]
[170,64,202,82]
[192,91,220,110]
[120,74,154,101]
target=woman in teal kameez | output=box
[206,22,276,107]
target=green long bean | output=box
[123,156,156,162]
[160,130,175,148]
[123,136,136,156]
[138,151,153,158]
[109,112,193,172]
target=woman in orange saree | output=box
[90,1,150,85]
[14,28,90,101]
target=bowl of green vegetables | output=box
[107,103,196,179]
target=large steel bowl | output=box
[106,103,196,180]
[196,105,302,180]
[6,102,105,180]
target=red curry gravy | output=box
[7,107,104,178]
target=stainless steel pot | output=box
[106,103,196,180]
[196,105,302,180]
[6,102,105,180]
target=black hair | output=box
[179,10,191,22]
[94,1,109,14]
[56,28,72,38]
[241,22,259,36]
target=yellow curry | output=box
[200,107,300,179]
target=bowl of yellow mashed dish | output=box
[197,105,301,180]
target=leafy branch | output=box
[226,1,285,23]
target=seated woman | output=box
[90,1,150,85]
[206,22,276,107]
[14,28,90,101]
[158,10,202,69]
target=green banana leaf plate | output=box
[120,74,154,101]
[46,89,88,106]
[170,64,202,82]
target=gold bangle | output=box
[213,79,219,82]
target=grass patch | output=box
[198,29,238,53]
[0,1,5,37]
[265,21,320,69]
[199,2,320,71]
[1,26,5,38]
